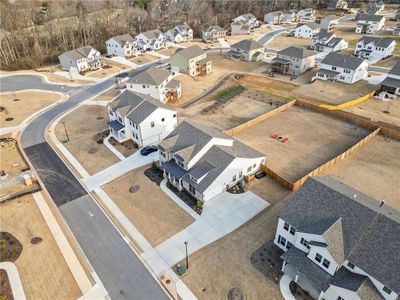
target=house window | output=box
[239,171,243,178]
[278,235,286,246]
[340,76,345,80]
[322,258,330,268]
[151,121,155,127]
[161,118,165,122]
[286,241,293,249]
[253,163,256,168]
[142,85,146,88]
[343,69,351,74]
[300,238,310,249]
[383,286,392,295]
[189,184,196,195]
[347,262,355,269]
[283,222,290,231]
[232,175,236,182]
[337,297,345,300]
[289,227,296,235]
[247,166,252,172]
[315,253,322,263]
[332,66,337,70]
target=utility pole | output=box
[63,122,70,142]
[184,241,189,269]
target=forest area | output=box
[0,0,352,70]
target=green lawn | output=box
[213,85,245,101]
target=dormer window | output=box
[289,226,296,235]
[283,222,289,231]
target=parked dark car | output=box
[140,145,158,156]
[255,171,266,179]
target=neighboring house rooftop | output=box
[315,31,335,40]
[321,52,365,70]
[202,25,225,33]
[323,14,340,21]
[61,45,97,60]
[279,176,400,294]
[231,39,264,51]
[358,36,395,48]
[140,29,164,40]
[357,13,384,22]
[296,22,320,30]
[389,60,400,76]
[278,46,316,59]
[109,34,135,46]
[174,45,205,60]
[128,68,171,86]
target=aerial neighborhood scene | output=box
[1,0,400,299]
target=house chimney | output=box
[379,201,385,208]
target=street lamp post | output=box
[184,241,189,269]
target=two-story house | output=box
[310,31,348,53]
[230,21,251,36]
[166,24,193,43]
[366,0,385,15]
[226,39,265,61]
[354,36,396,62]
[272,46,317,75]
[327,0,348,10]
[170,45,212,77]
[232,13,259,29]
[106,34,139,58]
[376,60,400,100]
[394,24,400,36]
[201,25,227,43]
[295,23,321,39]
[280,11,297,23]
[58,46,103,72]
[126,68,181,103]
[108,90,177,147]
[355,14,385,34]
[264,11,282,25]
[320,15,340,31]
[158,121,265,202]
[274,176,400,300]
[316,52,368,84]
[136,29,166,51]
[297,8,315,21]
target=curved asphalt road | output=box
[1,69,169,300]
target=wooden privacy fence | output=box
[223,100,296,136]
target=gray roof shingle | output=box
[321,52,365,70]
[358,36,395,48]
[173,45,205,60]
[109,34,135,46]
[296,22,320,30]
[389,60,400,76]
[128,68,171,86]
[231,39,264,51]
[278,46,317,59]
[358,13,385,22]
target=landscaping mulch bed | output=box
[0,269,14,300]
[250,240,284,285]
[0,232,23,262]
[144,166,164,186]
[290,281,314,300]
[166,182,202,215]
[227,183,245,194]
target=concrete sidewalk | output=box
[0,262,26,300]
[280,274,296,300]
[103,135,125,160]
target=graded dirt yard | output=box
[233,106,371,182]
[159,47,178,56]
[344,98,400,127]
[93,86,122,101]
[179,183,289,300]
[34,66,91,84]
[323,135,400,211]
[0,194,81,300]
[103,165,194,247]
[225,33,263,45]
[210,53,267,74]
[87,60,128,78]
[0,91,63,126]
[184,87,288,131]
[0,137,29,176]
[293,79,376,104]
[130,53,159,64]
[266,35,311,50]
[55,105,119,174]
[375,55,400,68]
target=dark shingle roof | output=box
[173,45,205,60]
[389,60,400,76]
[357,13,385,22]
[358,36,395,48]
[321,52,365,70]
[231,39,264,51]
[128,68,171,86]
[296,22,320,30]
[109,34,135,46]
[278,46,317,59]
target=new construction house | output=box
[320,15,340,31]
[127,68,181,103]
[355,14,385,34]
[310,31,348,53]
[58,46,103,72]
[158,121,265,202]
[274,176,399,300]
[170,45,212,77]
[316,52,368,84]
[226,39,265,61]
[295,23,321,39]
[272,46,317,76]
[166,24,193,43]
[354,36,396,62]
[136,29,167,51]
[232,13,259,29]
[202,25,227,43]
[108,90,177,146]
[376,60,400,100]
[106,34,139,58]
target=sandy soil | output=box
[293,79,376,104]
[344,97,400,127]
[130,54,159,65]
[103,165,194,247]
[266,35,311,50]
[0,138,29,176]
[108,137,138,157]
[86,60,127,78]
[179,186,289,300]
[0,194,81,300]
[324,135,400,211]
[35,66,91,84]
[210,53,267,74]
[233,106,371,182]
[0,91,63,127]
[183,40,214,49]
[184,87,288,131]
[225,33,262,46]
[374,55,400,68]
[159,47,178,56]
[55,105,119,175]
[93,86,122,101]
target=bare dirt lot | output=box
[375,55,400,69]
[293,79,376,104]
[179,185,289,300]
[34,66,91,85]
[323,135,400,211]
[233,106,371,182]
[225,33,263,46]
[103,165,194,247]
[266,35,311,50]
[184,87,288,131]
[130,53,159,65]
[0,194,81,300]
[344,98,400,127]
[93,86,122,101]
[0,137,28,177]
[0,91,63,126]
[55,105,119,175]
[87,60,128,78]
[159,47,178,56]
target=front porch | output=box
[108,120,128,143]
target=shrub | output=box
[151,161,158,171]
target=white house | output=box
[108,90,177,147]
[310,31,348,52]
[106,34,139,58]
[230,21,251,36]
[272,46,317,75]
[264,11,282,25]
[232,13,259,29]
[126,68,181,103]
[226,39,265,61]
[158,121,265,202]
[297,8,315,21]
[320,15,340,31]
[280,11,297,23]
[201,25,227,43]
[394,24,400,36]
[274,176,400,300]
[316,52,368,84]
[295,23,321,39]
[327,0,348,10]
[166,24,193,43]
[366,0,385,15]
[354,36,396,62]
[376,61,400,100]
[170,45,212,77]
[136,29,166,51]
[355,14,385,34]
[58,46,102,73]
